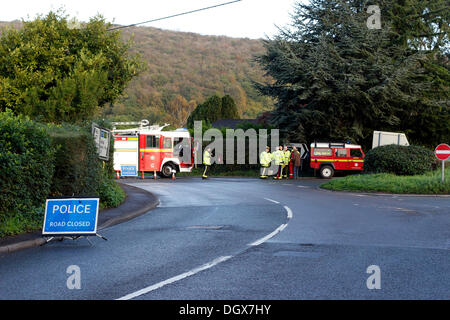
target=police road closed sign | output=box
[42,198,99,235]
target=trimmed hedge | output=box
[363,144,435,176]
[48,124,102,197]
[0,111,55,215]
[0,113,125,237]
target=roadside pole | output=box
[434,144,450,183]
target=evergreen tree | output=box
[256,0,449,149]
[187,94,240,128]
[221,94,240,119]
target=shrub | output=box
[0,110,55,215]
[98,175,126,209]
[48,124,103,197]
[363,145,435,176]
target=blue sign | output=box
[42,198,99,235]
[121,165,137,176]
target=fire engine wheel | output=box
[161,163,176,178]
[319,165,334,179]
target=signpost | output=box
[42,197,107,244]
[434,144,450,183]
[92,123,111,161]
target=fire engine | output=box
[112,120,194,178]
[309,142,365,178]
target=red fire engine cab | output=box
[310,142,365,178]
[113,121,194,178]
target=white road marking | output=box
[249,224,288,246]
[264,198,280,204]
[249,205,292,246]
[297,185,308,188]
[284,206,293,219]
[116,255,232,300]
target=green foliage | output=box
[0,206,44,238]
[221,95,239,119]
[187,94,240,129]
[0,11,143,123]
[321,167,450,194]
[256,0,449,149]
[363,145,435,175]
[47,124,103,196]
[98,176,126,209]
[0,110,55,215]
[0,112,125,237]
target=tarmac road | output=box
[0,177,449,299]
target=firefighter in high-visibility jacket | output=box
[259,146,272,179]
[273,146,284,179]
[202,147,211,179]
[282,145,291,179]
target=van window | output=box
[335,148,347,157]
[313,148,332,156]
[163,137,172,149]
[350,149,363,157]
[146,136,159,148]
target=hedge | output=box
[0,111,55,215]
[48,124,103,197]
[363,144,435,176]
[0,112,125,236]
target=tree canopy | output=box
[0,11,144,123]
[257,0,449,149]
[187,94,240,128]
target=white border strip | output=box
[248,223,287,246]
[116,255,232,300]
[264,198,280,204]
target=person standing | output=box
[202,147,211,179]
[291,146,301,179]
[273,146,283,179]
[282,145,291,179]
[259,146,272,179]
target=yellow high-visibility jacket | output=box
[272,150,283,165]
[203,150,211,165]
[259,151,272,167]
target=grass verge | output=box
[321,167,450,194]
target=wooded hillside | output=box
[103,25,275,127]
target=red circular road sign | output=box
[435,144,450,161]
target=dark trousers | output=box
[277,165,283,178]
[293,166,300,179]
[282,164,289,177]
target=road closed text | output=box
[48,221,91,227]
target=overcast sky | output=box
[1,0,303,39]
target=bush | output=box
[0,110,55,215]
[48,124,103,197]
[363,145,435,176]
[98,175,126,209]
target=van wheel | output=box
[161,163,175,178]
[319,165,334,179]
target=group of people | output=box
[259,145,302,179]
[201,145,302,180]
